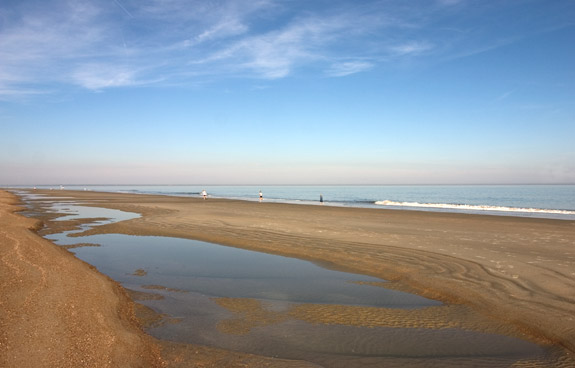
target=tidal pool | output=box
[34,198,561,367]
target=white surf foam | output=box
[374,200,575,215]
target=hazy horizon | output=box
[4,183,575,187]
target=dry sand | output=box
[3,189,575,366]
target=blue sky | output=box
[1,0,574,185]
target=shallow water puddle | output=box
[41,203,140,244]
[51,203,140,223]
[66,234,439,307]
[33,198,563,367]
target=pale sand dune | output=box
[4,189,575,366]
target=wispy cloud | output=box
[0,0,281,95]
[195,18,248,44]
[1,0,569,99]
[72,64,140,90]
[389,41,434,56]
[437,0,464,6]
[326,61,374,77]
[0,87,50,102]
[496,90,515,102]
[0,0,116,94]
[196,14,356,79]
[112,0,133,18]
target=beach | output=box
[2,188,575,366]
[0,190,163,367]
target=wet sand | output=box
[3,189,575,366]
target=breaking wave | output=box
[374,200,575,215]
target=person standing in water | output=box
[202,189,207,200]
[320,194,323,205]
[259,190,263,202]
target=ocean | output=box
[14,184,575,220]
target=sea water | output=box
[13,184,575,219]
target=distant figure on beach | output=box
[259,190,263,202]
[202,189,207,200]
[320,194,323,204]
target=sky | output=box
[1,0,574,185]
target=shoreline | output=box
[11,184,575,221]
[4,188,575,365]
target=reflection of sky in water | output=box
[43,204,140,244]
[50,204,140,222]
[69,234,439,308]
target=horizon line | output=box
[2,183,575,187]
